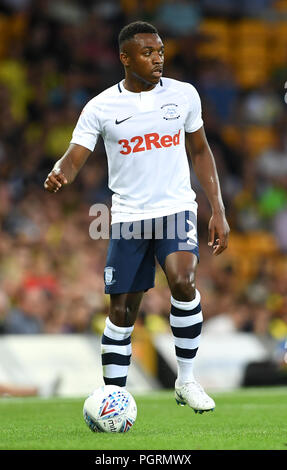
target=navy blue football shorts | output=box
[104,210,199,294]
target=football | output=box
[83,385,137,433]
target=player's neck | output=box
[123,74,156,93]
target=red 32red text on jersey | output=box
[118,130,181,155]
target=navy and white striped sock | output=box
[170,289,203,385]
[101,317,134,387]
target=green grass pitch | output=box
[0,387,286,450]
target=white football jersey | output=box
[70,77,203,224]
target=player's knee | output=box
[170,273,196,302]
[109,304,126,326]
[109,304,136,327]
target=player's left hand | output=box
[208,212,230,256]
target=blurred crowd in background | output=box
[0,0,286,364]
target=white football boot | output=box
[175,379,215,413]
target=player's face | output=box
[121,33,164,86]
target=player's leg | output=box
[164,251,215,411]
[155,211,201,382]
[155,211,214,411]
[101,220,155,388]
[164,251,202,382]
[164,250,215,412]
[101,291,144,388]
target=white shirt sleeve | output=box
[184,84,203,133]
[70,101,101,152]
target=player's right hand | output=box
[44,168,68,193]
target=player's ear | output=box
[120,51,130,67]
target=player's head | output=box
[118,21,164,86]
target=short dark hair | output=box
[118,21,159,50]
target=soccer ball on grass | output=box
[83,385,137,433]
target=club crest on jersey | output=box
[104,267,116,285]
[161,103,180,120]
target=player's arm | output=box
[44,143,91,193]
[185,126,230,255]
